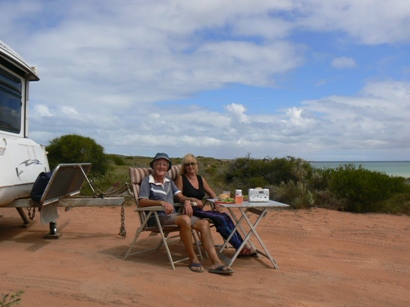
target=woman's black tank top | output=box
[181,174,205,199]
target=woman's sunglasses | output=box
[185,162,197,167]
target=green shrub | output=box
[46,134,109,176]
[376,192,410,215]
[327,164,407,213]
[225,154,313,189]
[309,168,333,191]
[81,166,129,196]
[271,181,314,209]
[107,154,127,166]
[1,290,24,306]
[248,176,269,188]
[313,189,346,210]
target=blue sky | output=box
[1,0,410,161]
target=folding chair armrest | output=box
[175,202,199,208]
[135,204,183,211]
[174,203,183,213]
[135,206,165,212]
[135,203,183,213]
[203,199,216,210]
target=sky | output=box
[1,0,410,161]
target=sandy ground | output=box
[1,205,410,307]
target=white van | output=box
[0,40,49,207]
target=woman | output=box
[175,153,257,257]
[139,152,234,274]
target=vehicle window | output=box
[0,67,22,133]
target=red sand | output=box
[1,206,410,306]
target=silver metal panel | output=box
[41,163,91,206]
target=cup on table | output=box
[223,190,231,198]
[235,194,244,205]
[235,190,243,205]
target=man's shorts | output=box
[148,213,200,227]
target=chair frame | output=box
[124,166,203,270]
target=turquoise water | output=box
[310,161,410,178]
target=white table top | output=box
[207,199,289,208]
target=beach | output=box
[1,205,410,306]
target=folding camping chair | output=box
[124,165,203,270]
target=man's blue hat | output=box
[150,152,172,170]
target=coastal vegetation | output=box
[88,153,410,216]
[46,135,410,216]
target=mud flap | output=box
[40,203,59,225]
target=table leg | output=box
[226,207,258,252]
[219,207,278,269]
[218,207,250,266]
[241,207,279,269]
[218,207,240,252]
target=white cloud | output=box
[61,106,78,116]
[301,80,410,151]
[33,105,52,117]
[360,80,410,101]
[295,0,410,44]
[225,103,249,123]
[331,57,356,69]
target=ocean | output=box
[310,161,410,178]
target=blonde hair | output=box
[181,153,198,175]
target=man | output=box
[139,152,234,274]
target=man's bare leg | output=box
[193,220,233,271]
[175,215,203,271]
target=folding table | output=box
[209,200,289,269]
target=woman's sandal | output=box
[237,247,258,258]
